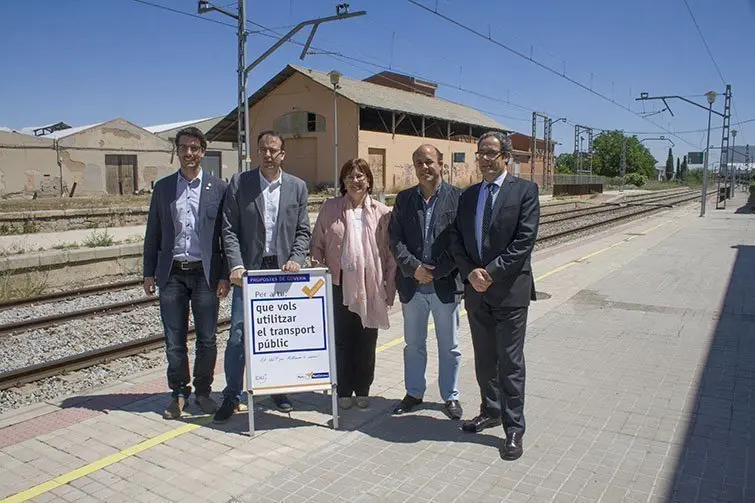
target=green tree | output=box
[591,131,657,178]
[665,148,674,181]
[555,153,575,173]
[680,156,688,182]
[675,157,681,181]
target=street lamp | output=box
[700,91,717,216]
[329,70,342,196]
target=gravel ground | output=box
[0,336,230,414]
[0,296,232,373]
[0,288,146,325]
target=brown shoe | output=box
[195,395,218,415]
[163,396,185,420]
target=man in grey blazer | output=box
[143,126,230,420]
[214,130,311,423]
[450,131,539,461]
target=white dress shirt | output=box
[475,170,507,258]
[260,169,282,257]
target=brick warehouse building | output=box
[207,65,555,192]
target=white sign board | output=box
[242,268,337,434]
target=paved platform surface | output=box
[0,193,752,503]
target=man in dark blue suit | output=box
[450,131,539,460]
[143,126,230,420]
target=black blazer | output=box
[449,174,540,310]
[143,171,228,289]
[388,181,463,304]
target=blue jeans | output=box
[401,291,461,401]
[222,286,246,403]
[159,270,219,398]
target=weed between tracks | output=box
[0,269,49,302]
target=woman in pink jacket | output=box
[311,158,397,410]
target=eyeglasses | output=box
[475,150,504,160]
[177,145,203,153]
[257,147,282,157]
[344,173,366,182]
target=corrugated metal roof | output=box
[206,65,509,142]
[291,66,509,131]
[144,117,217,133]
[42,123,103,139]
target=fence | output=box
[552,174,606,196]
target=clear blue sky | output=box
[2,0,754,165]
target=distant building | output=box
[145,116,239,179]
[0,119,175,197]
[207,65,555,192]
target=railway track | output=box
[540,189,699,225]
[0,318,231,391]
[0,278,142,310]
[538,189,702,243]
[0,296,157,336]
[0,189,702,391]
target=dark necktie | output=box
[482,183,497,238]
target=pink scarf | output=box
[341,195,390,329]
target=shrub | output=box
[624,173,648,187]
[83,230,114,248]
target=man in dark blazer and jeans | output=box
[450,131,540,460]
[143,126,230,420]
[389,144,463,420]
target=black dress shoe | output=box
[461,414,502,433]
[272,394,293,412]
[444,400,463,420]
[500,431,524,460]
[392,395,423,415]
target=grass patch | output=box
[83,230,114,248]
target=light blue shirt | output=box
[416,184,441,294]
[172,170,203,262]
[475,171,506,258]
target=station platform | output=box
[0,193,753,503]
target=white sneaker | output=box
[339,397,353,409]
[355,396,370,409]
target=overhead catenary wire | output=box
[125,0,537,123]
[127,0,724,143]
[405,0,701,149]
[680,0,746,138]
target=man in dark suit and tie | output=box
[450,131,540,460]
[143,126,230,420]
[214,130,311,423]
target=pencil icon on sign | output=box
[301,278,325,298]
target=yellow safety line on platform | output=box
[0,221,666,503]
[1,417,213,503]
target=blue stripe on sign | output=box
[247,274,311,284]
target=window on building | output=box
[274,111,326,134]
[201,151,222,179]
[452,152,465,163]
